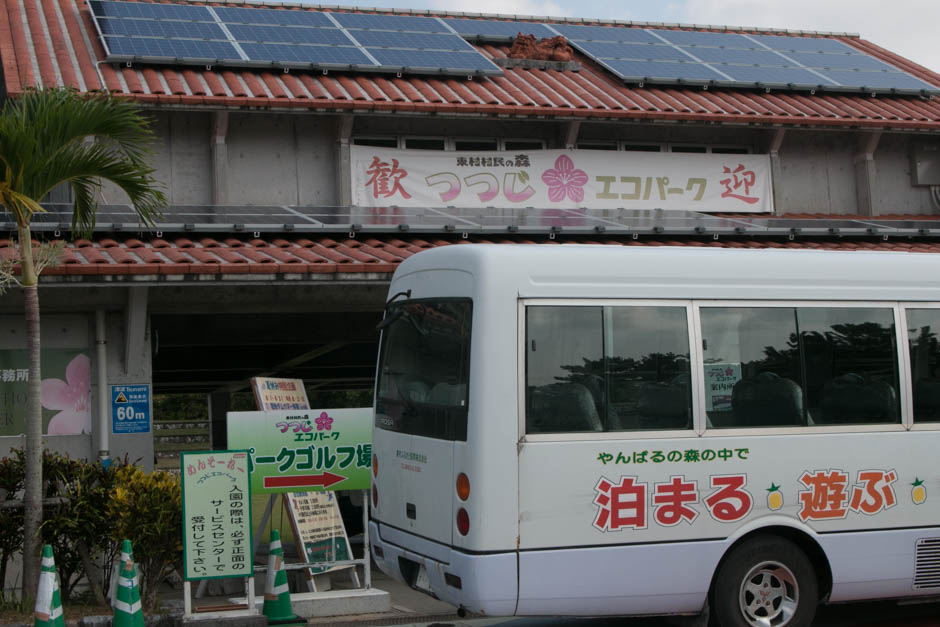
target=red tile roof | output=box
[5,232,940,279]
[3,0,939,130]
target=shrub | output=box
[0,454,24,602]
[107,466,182,611]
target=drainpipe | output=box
[854,130,882,217]
[96,310,109,463]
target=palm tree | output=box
[0,87,165,600]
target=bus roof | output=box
[392,244,940,302]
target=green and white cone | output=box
[34,545,64,627]
[113,539,145,627]
[262,530,304,626]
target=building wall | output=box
[99,109,938,215]
[0,309,154,470]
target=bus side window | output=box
[799,307,899,426]
[906,309,940,423]
[700,307,802,428]
[701,306,901,428]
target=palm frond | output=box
[0,87,167,237]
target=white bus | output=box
[369,244,940,627]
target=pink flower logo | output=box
[541,154,588,203]
[315,412,334,431]
[41,354,91,435]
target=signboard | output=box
[285,491,355,576]
[250,377,310,411]
[351,146,773,213]
[0,349,91,436]
[704,363,742,412]
[111,384,151,434]
[226,408,372,494]
[182,451,253,580]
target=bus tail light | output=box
[372,453,378,477]
[372,484,378,509]
[456,507,470,536]
[456,473,470,501]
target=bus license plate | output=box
[414,565,431,592]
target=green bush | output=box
[107,465,182,611]
[0,454,24,603]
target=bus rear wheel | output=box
[713,535,818,627]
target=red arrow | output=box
[263,472,346,489]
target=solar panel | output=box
[214,6,334,27]
[240,43,373,66]
[604,59,728,81]
[556,24,938,94]
[104,36,240,61]
[366,48,501,73]
[351,30,475,52]
[549,24,660,43]
[331,12,450,33]
[443,18,557,40]
[90,1,503,76]
[97,17,226,40]
[90,0,209,21]
[786,52,896,71]
[650,29,755,48]
[718,65,834,86]
[823,70,934,90]
[748,34,857,53]
[576,41,691,62]
[688,47,791,66]
[227,24,354,46]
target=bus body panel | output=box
[370,521,518,616]
[517,541,726,615]
[372,422,455,548]
[820,527,940,602]
[518,432,940,549]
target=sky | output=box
[307,0,940,74]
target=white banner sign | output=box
[351,147,773,213]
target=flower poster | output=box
[351,146,773,213]
[0,349,91,436]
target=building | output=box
[1,0,939,471]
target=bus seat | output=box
[637,374,691,429]
[428,382,467,406]
[399,376,430,403]
[529,383,603,433]
[731,372,803,427]
[913,378,940,421]
[818,373,897,424]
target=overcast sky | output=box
[315,0,940,74]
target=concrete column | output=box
[563,120,581,149]
[208,390,231,450]
[211,111,229,205]
[768,128,786,215]
[854,130,882,216]
[124,286,148,376]
[336,114,354,207]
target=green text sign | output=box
[182,450,253,580]
[227,409,372,494]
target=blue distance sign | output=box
[111,384,151,434]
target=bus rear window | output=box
[374,299,472,441]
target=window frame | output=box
[899,303,940,431]
[518,298,699,443]
[518,298,919,443]
[692,299,910,437]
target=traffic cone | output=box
[34,545,64,627]
[262,530,304,626]
[113,540,145,627]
